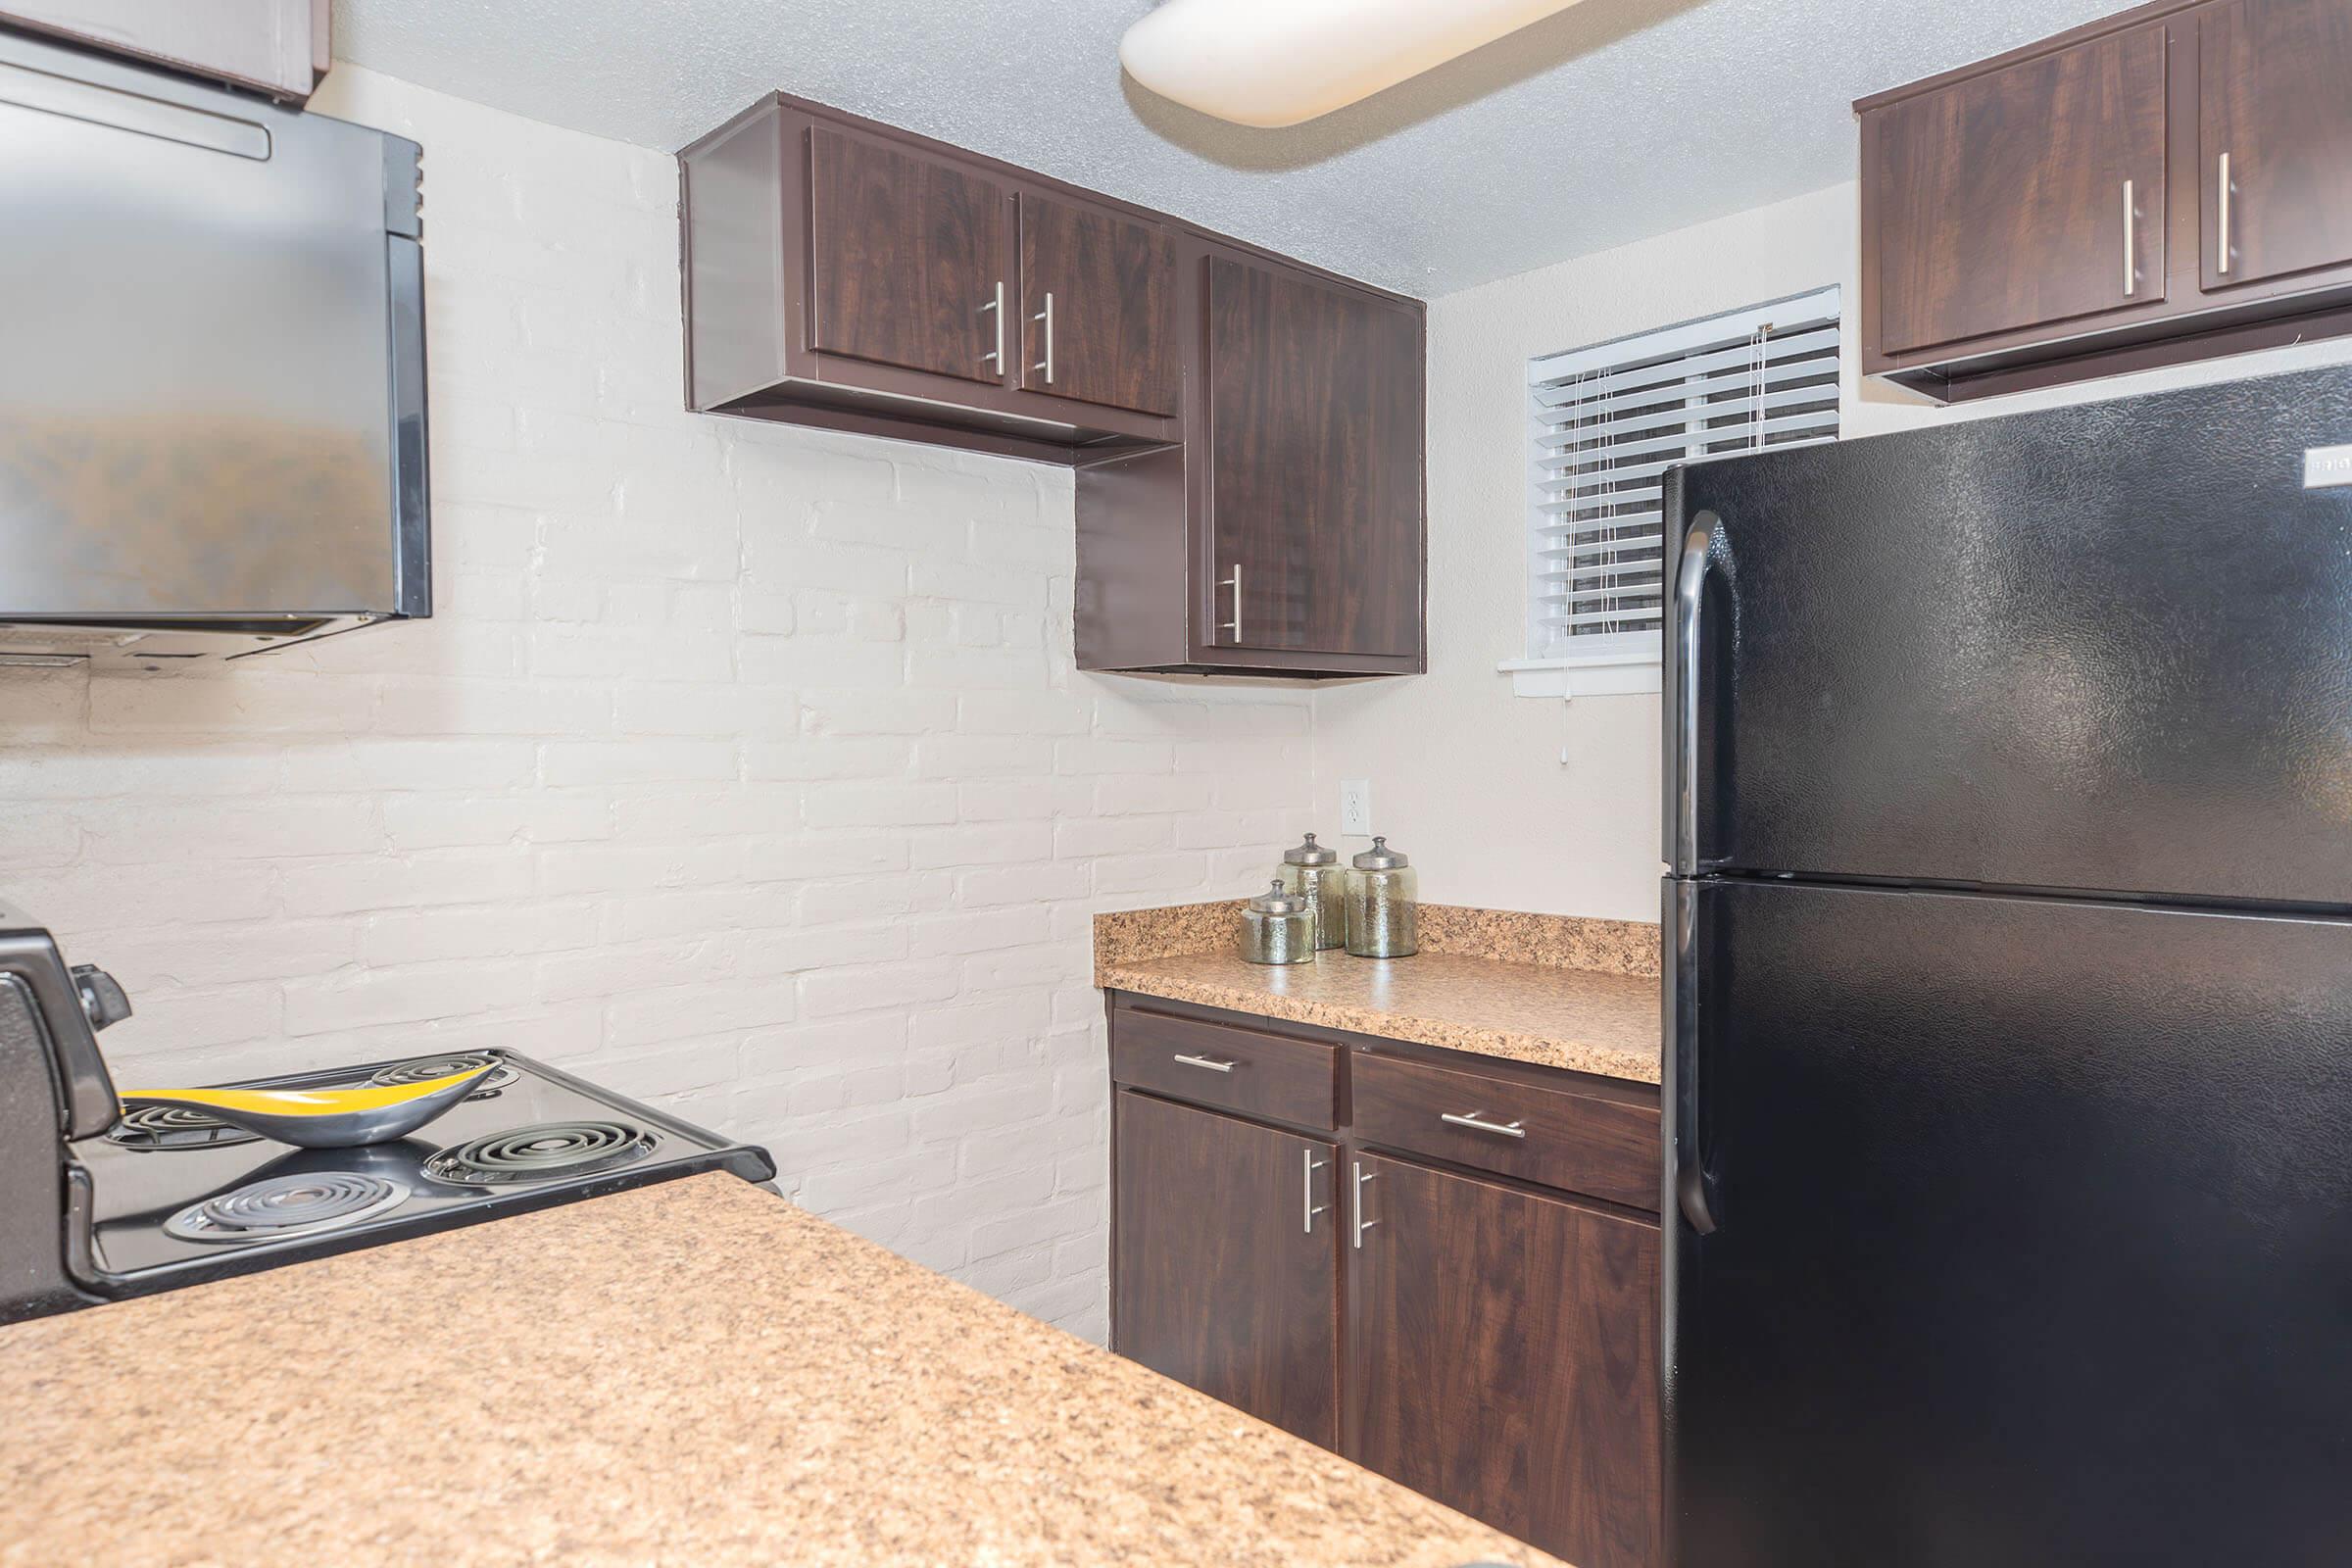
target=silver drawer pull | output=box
[2122,178,2136,297]
[1351,1159,1377,1250]
[980,279,1005,369]
[2219,152,2233,276]
[1441,1110,1527,1139]
[1302,1150,1328,1234]
[1171,1053,1236,1073]
[1031,289,1054,383]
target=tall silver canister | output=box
[1279,833,1348,951]
[1344,836,1419,958]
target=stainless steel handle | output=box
[1441,1110,1527,1139]
[1350,1159,1378,1250]
[2122,178,2136,297]
[1171,1053,1235,1073]
[2218,153,2233,276]
[1670,879,1719,1235]
[1219,564,1242,639]
[1302,1150,1329,1234]
[1031,290,1054,383]
[1671,516,1715,875]
[980,280,1005,370]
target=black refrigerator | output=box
[1660,366,2352,1567]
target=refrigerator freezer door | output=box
[1667,366,2352,905]
[1664,877,2352,1567]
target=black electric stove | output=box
[63,1049,776,1300]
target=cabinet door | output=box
[1347,1152,1659,1568]
[1112,1091,1340,1447]
[1870,23,2168,356]
[1203,257,1422,660]
[1017,194,1179,416]
[808,126,1009,385]
[2201,0,2352,289]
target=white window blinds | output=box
[1524,286,1840,666]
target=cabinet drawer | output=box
[1350,1054,1658,1211]
[1110,1004,1339,1131]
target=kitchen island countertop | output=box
[0,1173,1566,1568]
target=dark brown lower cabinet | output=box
[1345,1152,1661,1568]
[1111,1090,1340,1446]
[1107,994,1663,1565]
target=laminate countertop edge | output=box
[1097,947,1664,1087]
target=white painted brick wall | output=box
[0,66,1319,1346]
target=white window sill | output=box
[1497,656,1662,699]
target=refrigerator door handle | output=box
[1670,878,1720,1235]
[1671,514,1716,877]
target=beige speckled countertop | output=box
[1097,903,1662,1086]
[0,1174,1566,1568]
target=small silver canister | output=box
[1279,832,1347,951]
[1344,836,1419,958]
[1239,878,1316,965]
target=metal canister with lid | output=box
[1344,835,1419,958]
[1278,833,1348,951]
[1239,879,1316,966]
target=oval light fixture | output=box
[1120,0,1591,128]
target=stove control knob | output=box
[71,964,132,1032]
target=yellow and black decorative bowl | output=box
[118,1063,495,1150]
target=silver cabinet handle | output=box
[2218,153,2233,276]
[980,279,1005,371]
[1671,516,1714,875]
[1350,1159,1378,1250]
[1219,564,1242,640]
[1031,290,1054,383]
[1170,1053,1235,1073]
[1302,1150,1329,1234]
[1441,1110,1527,1139]
[2122,178,2136,297]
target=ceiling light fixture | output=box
[1119,0,1591,128]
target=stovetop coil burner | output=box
[421,1120,657,1187]
[163,1173,412,1244]
[108,1103,263,1152]
[368,1052,517,1096]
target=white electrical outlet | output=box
[1338,778,1373,836]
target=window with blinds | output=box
[1520,286,1840,682]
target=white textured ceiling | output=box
[334,0,2140,298]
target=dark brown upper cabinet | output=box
[1111,1090,1340,1448]
[1871,24,2168,357]
[2200,0,2352,289]
[1075,251,1427,678]
[1202,257,1424,663]
[808,126,1011,386]
[1017,194,1180,416]
[1858,0,2352,403]
[682,92,1428,681]
[681,95,1182,465]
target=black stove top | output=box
[67,1050,774,1298]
